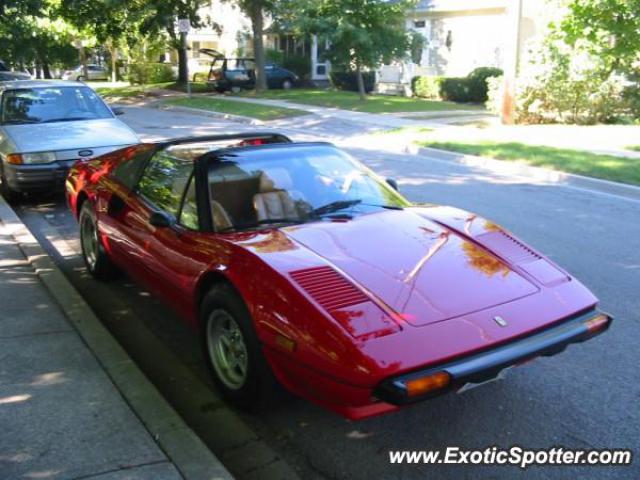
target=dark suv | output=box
[201,49,299,92]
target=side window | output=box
[111,147,154,190]
[137,150,194,219]
[178,175,199,230]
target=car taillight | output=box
[404,371,450,397]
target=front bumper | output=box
[374,309,613,405]
[2,160,77,193]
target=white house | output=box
[378,0,546,94]
[178,0,545,90]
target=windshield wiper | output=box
[310,199,362,217]
[41,116,95,123]
[1,119,40,125]
[217,218,305,233]
[310,200,404,217]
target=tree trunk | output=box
[110,42,118,82]
[251,4,268,92]
[79,46,89,80]
[356,63,366,101]
[42,61,51,79]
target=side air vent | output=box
[289,266,368,312]
[476,230,541,264]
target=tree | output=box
[229,0,273,92]
[0,0,79,76]
[283,0,418,100]
[60,0,138,81]
[559,0,640,78]
[135,0,216,84]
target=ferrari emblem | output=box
[493,316,508,327]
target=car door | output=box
[120,149,211,320]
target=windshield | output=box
[208,145,410,232]
[0,86,113,125]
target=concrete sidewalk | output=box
[0,196,232,480]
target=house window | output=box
[414,20,426,28]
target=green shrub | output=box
[438,67,503,103]
[467,67,503,102]
[266,49,284,65]
[330,71,375,93]
[439,77,472,102]
[411,76,443,99]
[128,63,175,85]
[281,55,311,80]
[486,75,504,115]
[622,84,640,119]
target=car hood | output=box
[3,118,139,153]
[284,209,539,327]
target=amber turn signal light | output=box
[584,313,610,333]
[6,153,23,165]
[405,371,450,397]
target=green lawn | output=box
[628,145,640,152]
[240,88,482,114]
[420,140,640,185]
[95,81,216,99]
[163,97,307,121]
[375,126,434,136]
[95,82,173,99]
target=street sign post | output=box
[178,18,191,97]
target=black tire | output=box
[79,201,117,280]
[76,75,85,82]
[201,283,281,410]
[0,173,19,202]
[282,78,293,90]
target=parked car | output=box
[0,80,139,199]
[0,60,31,80]
[61,64,108,81]
[65,133,612,420]
[201,49,299,92]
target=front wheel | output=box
[282,79,293,90]
[76,75,85,82]
[201,284,281,409]
[79,202,117,280]
[0,174,19,202]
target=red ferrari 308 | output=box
[65,133,611,419]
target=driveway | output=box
[12,105,639,479]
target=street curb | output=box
[413,146,640,202]
[156,103,265,126]
[0,195,233,480]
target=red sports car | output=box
[66,133,612,420]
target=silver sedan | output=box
[0,80,139,199]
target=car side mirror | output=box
[149,211,174,228]
[112,107,124,116]
[386,178,399,191]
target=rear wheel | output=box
[76,75,85,81]
[282,78,293,90]
[201,283,281,409]
[79,201,117,280]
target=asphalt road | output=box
[11,105,640,479]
